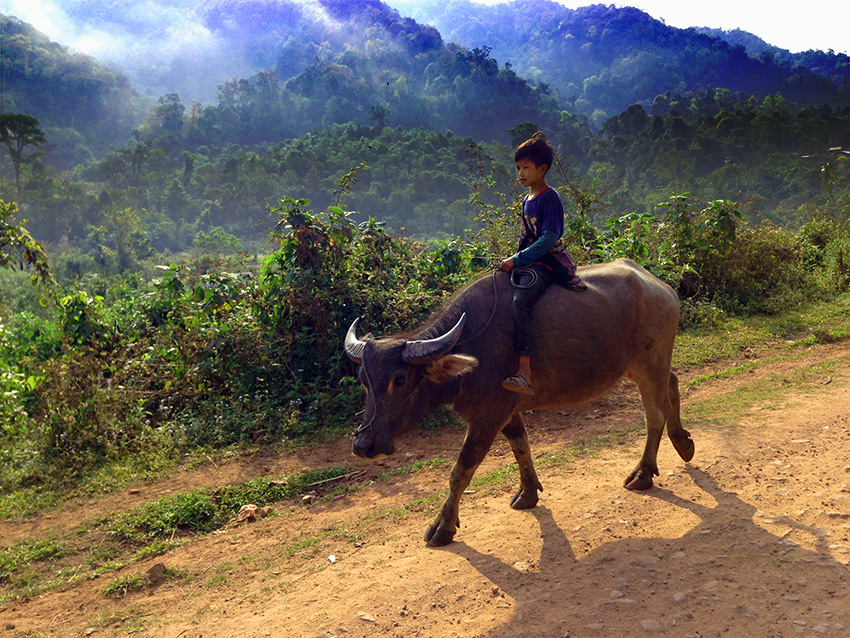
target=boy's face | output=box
[515,158,548,190]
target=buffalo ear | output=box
[425,354,478,383]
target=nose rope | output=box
[352,355,417,438]
[353,267,501,438]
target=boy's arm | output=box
[511,229,560,267]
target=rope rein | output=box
[353,266,503,438]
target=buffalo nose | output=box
[353,434,372,457]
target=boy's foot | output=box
[502,374,534,395]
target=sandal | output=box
[502,373,534,395]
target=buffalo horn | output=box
[403,313,467,364]
[344,318,367,363]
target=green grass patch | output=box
[132,539,184,561]
[108,466,351,543]
[102,572,150,598]
[102,565,192,598]
[674,292,850,368]
[687,354,797,388]
[685,360,841,426]
[375,457,453,481]
[0,465,350,601]
[0,538,69,582]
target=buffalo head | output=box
[345,313,478,459]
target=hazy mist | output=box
[0,0,367,103]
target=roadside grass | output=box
[103,565,194,598]
[684,359,843,427]
[674,292,850,368]
[0,466,350,602]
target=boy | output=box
[499,133,580,395]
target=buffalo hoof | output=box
[624,467,655,491]
[669,430,695,462]
[425,524,456,546]
[510,489,539,510]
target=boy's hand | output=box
[499,258,515,271]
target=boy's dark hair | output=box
[514,133,554,172]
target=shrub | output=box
[714,221,807,313]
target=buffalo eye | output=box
[389,371,407,393]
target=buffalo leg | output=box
[625,366,672,490]
[665,372,695,462]
[425,423,501,546]
[502,415,543,510]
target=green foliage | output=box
[102,572,149,598]
[415,3,847,121]
[59,289,108,345]
[108,468,349,543]
[0,200,56,286]
[0,113,46,196]
[193,227,242,254]
[0,539,68,584]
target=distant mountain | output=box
[405,0,849,118]
[2,0,848,161]
[694,26,849,87]
[0,14,148,166]
[6,0,847,119]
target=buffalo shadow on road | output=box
[442,467,850,637]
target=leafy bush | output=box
[714,221,808,314]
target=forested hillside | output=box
[0,15,148,165]
[407,0,849,121]
[4,0,847,148]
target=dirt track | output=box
[2,341,850,638]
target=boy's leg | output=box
[511,265,553,358]
[504,265,553,394]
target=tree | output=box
[0,199,55,285]
[0,113,46,198]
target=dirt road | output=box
[3,341,850,638]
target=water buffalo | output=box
[344,258,694,546]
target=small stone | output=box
[812,625,829,634]
[302,494,315,505]
[673,592,686,603]
[146,562,167,586]
[640,619,660,631]
[610,590,624,598]
[585,623,604,631]
[5,624,15,631]
[637,554,660,566]
[357,612,376,622]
